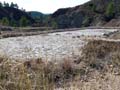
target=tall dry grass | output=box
[0,57,82,90]
[81,40,120,72]
[0,40,120,90]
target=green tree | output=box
[1,17,9,26]
[3,1,9,7]
[51,20,58,29]
[10,2,14,8]
[10,19,17,27]
[89,3,96,12]
[9,13,17,26]
[82,16,91,27]
[105,2,115,18]
[10,2,18,9]
[0,2,3,8]
[14,3,18,9]
[19,16,29,27]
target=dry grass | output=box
[0,57,82,90]
[0,57,52,90]
[0,40,120,90]
[59,40,120,90]
[81,40,120,72]
[109,31,120,39]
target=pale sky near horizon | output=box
[0,0,90,14]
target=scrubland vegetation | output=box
[0,39,119,90]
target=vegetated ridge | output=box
[51,0,120,28]
[0,2,34,27]
[28,11,50,26]
[1,0,120,29]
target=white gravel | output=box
[0,29,117,61]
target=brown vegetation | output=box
[108,31,120,39]
[81,40,120,72]
[0,40,120,90]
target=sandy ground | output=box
[0,29,118,61]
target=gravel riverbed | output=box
[0,29,117,61]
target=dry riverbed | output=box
[0,29,118,61]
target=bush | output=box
[82,16,91,27]
[19,16,29,27]
[89,3,96,12]
[105,2,115,20]
[81,40,120,71]
[51,20,58,29]
[0,2,3,8]
[1,17,9,26]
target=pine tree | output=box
[10,2,14,8]
[14,3,18,9]
[1,17,9,26]
[3,1,9,7]
[10,2,19,9]
[106,2,115,19]
[19,16,29,27]
[0,2,3,8]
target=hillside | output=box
[28,11,50,19]
[28,11,50,26]
[0,7,34,26]
[51,0,120,28]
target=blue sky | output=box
[0,0,90,13]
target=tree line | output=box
[0,1,29,27]
[0,1,19,9]
[0,16,29,27]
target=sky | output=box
[0,0,90,14]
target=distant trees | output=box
[3,1,9,7]
[51,20,58,29]
[82,16,91,27]
[10,19,17,27]
[0,2,3,8]
[10,13,17,27]
[21,8,26,12]
[0,16,30,27]
[105,2,115,19]
[0,1,19,9]
[10,2,14,8]
[1,17,9,26]
[89,3,96,12]
[19,16,29,27]
[0,1,29,27]
[10,2,19,9]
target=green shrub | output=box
[19,16,29,27]
[89,3,96,12]
[105,2,115,19]
[51,20,58,29]
[1,17,9,26]
[82,16,91,27]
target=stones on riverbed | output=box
[0,29,117,61]
[72,36,81,38]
